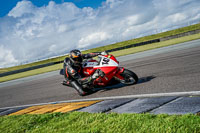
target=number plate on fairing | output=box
[83,61,98,68]
[97,56,118,67]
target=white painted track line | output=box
[1,91,200,110]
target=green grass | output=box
[0,63,63,82]
[0,112,199,133]
[0,33,200,83]
[0,56,66,74]
[1,23,200,74]
[111,32,200,57]
[83,23,200,53]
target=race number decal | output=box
[102,58,110,65]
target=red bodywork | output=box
[82,54,124,86]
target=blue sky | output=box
[0,0,105,17]
[0,0,200,68]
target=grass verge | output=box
[0,33,200,83]
[0,112,200,133]
[111,32,200,57]
[0,63,63,82]
[82,23,200,53]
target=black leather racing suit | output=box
[63,52,101,86]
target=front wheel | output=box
[119,69,138,85]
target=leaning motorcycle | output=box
[60,53,138,96]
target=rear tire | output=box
[120,69,138,85]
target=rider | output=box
[62,49,106,96]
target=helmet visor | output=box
[73,56,82,63]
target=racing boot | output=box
[62,80,71,87]
[75,69,105,95]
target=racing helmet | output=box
[69,49,83,64]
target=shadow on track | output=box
[86,75,156,95]
[137,75,156,84]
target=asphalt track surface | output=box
[0,39,200,108]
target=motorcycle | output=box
[60,53,138,95]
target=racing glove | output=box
[101,51,108,55]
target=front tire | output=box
[119,69,138,85]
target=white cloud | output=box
[167,13,187,23]
[48,44,57,52]
[78,32,112,48]
[8,0,35,18]
[0,46,18,68]
[0,0,200,68]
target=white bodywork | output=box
[83,55,118,68]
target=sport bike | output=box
[60,54,138,95]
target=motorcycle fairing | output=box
[82,54,124,86]
[82,55,118,76]
[114,67,125,80]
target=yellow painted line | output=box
[28,103,71,114]
[10,103,70,115]
[10,100,101,115]
[9,105,45,115]
[53,100,100,113]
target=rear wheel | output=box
[119,69,138,85]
